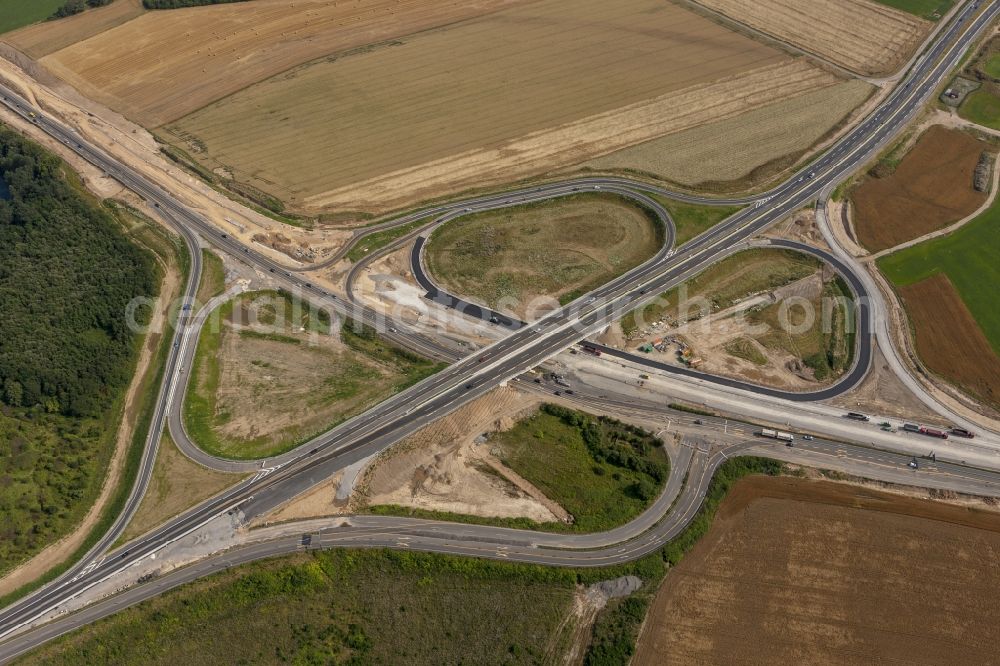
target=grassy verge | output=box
[648,195,743,246]
[346,218,430,263]
[194,249,225,308]
[0,219,188,609]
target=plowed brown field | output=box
[853,126,988,251]
[636,475,1000,665]
[898,273,1000,409]
[694,0,928,76]
[38,0,531,126]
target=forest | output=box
[0,124,157,417]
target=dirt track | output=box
[636,475,1000,665]
[853,126,988,251]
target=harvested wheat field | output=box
[425,194,662,318]
[853,126,989,251]
[158,0,839,213]
[586,79,873,189]
[38,0,529,127]
[3,0,145,59]
[694,0,929,76]
[635,475,1000,665]
[898,273,1000,410]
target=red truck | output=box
[919,426,949,440]
[581,344,602,357]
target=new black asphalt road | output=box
[0,0,996,655]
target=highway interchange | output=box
[0,0,999,658]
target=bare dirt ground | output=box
[764,208,831,249]
[4,0,145,59]
[629,273,835,391]
[355,387,567,523]
[584,80,873,190]
[853,125,990,251]
[202,295,428,457]
[121,434,243,542]
[0,218,181,598]
[635,475,1000,665]
[157,0,827,214]
[691,0,929,76]
[37,0,530,127]
[352,244,501,346]
[828,347,948,424]
[898,273,1000,411]
[259,471,347,525]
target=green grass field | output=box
[871,0,953,19]
[0,0,65,34]
[425,194,662,312]
[21,549,582,665]
[959,89,1000,130]
[984,54,1000,79]
[649,195,743,246]
[878,196,1000,354]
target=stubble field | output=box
[635,475,1000,665]
[693,0,930,76]
[585,79,873,190]
[852,126,989,251]
[3,0,145,57]
[36,0,528,127]
[156,0,839,213]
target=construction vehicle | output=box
[919,426,948,440]
[845,412,870,422]
[760,428,795,443]
[950,427,975,439]
[902,423,921,433]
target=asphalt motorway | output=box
[0,0,997,654]
[4,425,1000,662]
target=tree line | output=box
[142,0,252,9]
[0,125,157,417]
[51,0,112,20]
